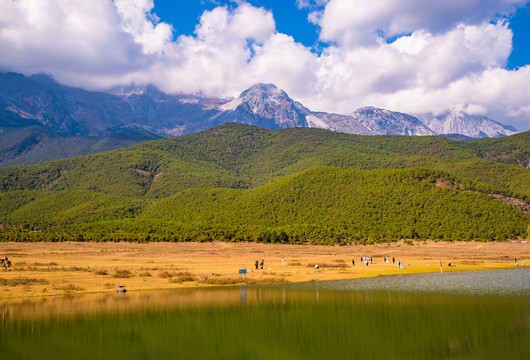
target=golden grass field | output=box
[0,240,528,300]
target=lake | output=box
[1,269,529,359]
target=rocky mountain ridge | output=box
[349,106,435,136]
[214,83,309,129]
[418,111,518,138]
[0,72,519,140]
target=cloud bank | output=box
[0,0,529,130]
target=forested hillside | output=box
[0,125,161,167]
[1,123,529,243]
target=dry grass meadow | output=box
[0,240,528,300]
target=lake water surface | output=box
[2,269,529,359]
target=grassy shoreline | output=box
[0,240,528,300]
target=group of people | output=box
[515,258,525,266]
[254,257,286,270]
[252,256,524,272]
[255,258,264,270]
[353,256,396,267]
[251,255,467,271]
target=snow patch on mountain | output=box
[219,97,242,111]
[306,114,331,130]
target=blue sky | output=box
[154,1,322,50]
[1,0,529,130]
[153,0,530,68]
[507,4,530,69]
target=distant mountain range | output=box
[0,72,519,166]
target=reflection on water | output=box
[1,270,529,359]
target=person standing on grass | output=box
[255,260,259,270]
[260,258,264,270]
[352,259,355,266]
[281,257,285,265]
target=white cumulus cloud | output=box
[0,0,529,130]
[315,0,528,47]
[0,0,160,88]
[114,0,173,54]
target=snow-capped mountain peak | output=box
[1,72,519,139]
[417,111,517,138]
[215,83,308,128]
[221,84,289,110]
[349,106,435,136]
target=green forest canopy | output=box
[1,123,529,244]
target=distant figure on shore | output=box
[515,258,518,266]
[281,257,285,265]
[260,258,264,270]
[352,259,355,266]
[392,257,395,264]
[255,260,259,270]
[1,256,11,268]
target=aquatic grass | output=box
[55,283,84,292]
[0,276,48,286]
[162,271,195,282]
[34,262,58,266]
[113,269,132,278]
[158,271,174,278]
[199,275,286,285]
[168,272,195,283]
[66,266,90,272]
